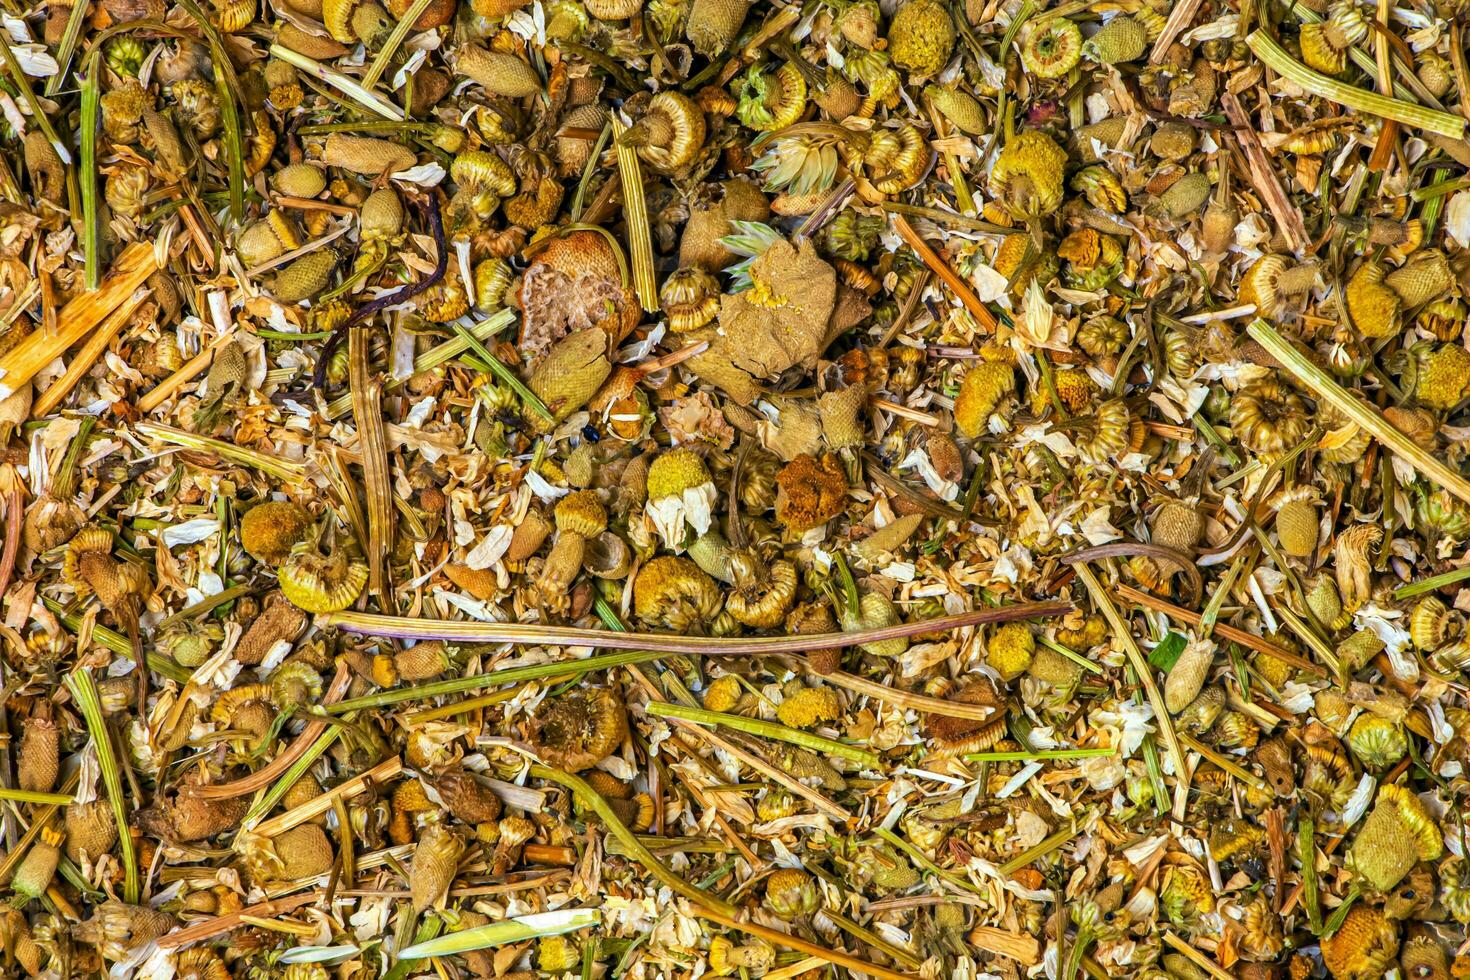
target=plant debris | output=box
[5,0,1470,977]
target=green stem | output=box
[1036,635,1104,675]
[0,789,73,805]
[325,310,515,420]
[998,821,1080,875]
[451,323,553,421]
[327,650,667,714]
[134,423,305,482]
[65,669,138,904]
[1198,551,1250,638]
[872,826,980,895]
[1246,30,1465,137]
[42,598,191,684]
[1393,564,1470,599]
[642,702,880,766]
[530,765,737,916]
[361,0,435,90]
[269,44,405,121]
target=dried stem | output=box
[65,669,139,904]
[643,702,881,766]
[612,115,659,312]
[530,765,737,916]
[1073,563,1187,812]
[1249,318,1470,506]
[318,601,1072,651]
[349,325,392,603]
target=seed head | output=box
[410,823,464,913]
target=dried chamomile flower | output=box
[887,0,955,77]
[1021,18,1083,78]
[532,688,629,772]
[774,452,848,530]
[645,447,719,549]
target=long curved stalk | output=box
[316,599,1073,651]
[530,765,737,916]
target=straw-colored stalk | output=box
[453,323,553,421]
[1161,933,1235,980]
[134,422,305,483]
[1112,585,1324,676]
[1394,565,1470,599]
[250,756,403,837]
[1249,317,1470,505]
[137,331,238,414]
[159,892,325,949]
[42,598,191,684]
[997,821,1080,876]
[318,600,1072,653]
[1292,3,1443,107]
[643,702,880,766]
[269,44,405,121]
[350,326,392,602]
[1246,30,1465,137]
[817,668,1001,719]
[1073,564,1187,811]
[65,669,138,904]
[530,764,737,916]
[824,908,925,969]
[0,247,157,398]
[361,0,436,89]
[1176,733,1266,791]
[611,115,659,312]
[965,747,1115,762]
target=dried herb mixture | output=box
[2,0,1470,977]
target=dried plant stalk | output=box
[64,669,138,904]
[0,244,158,399]
[349,326,392,602]
[136,331,238,414]
[891,214,997,331]
[1246,30,1466,138]
[319,600,1072,651]
[1219,93,1310,253]
[612,115,659,312]
[643,702,881,765]
[134,422,306,483]
[1073,563,1186,810]
[1249,318,1470,505]
[530,764,737,916]
[31,288,151,418]
[249,756,403,836]
[696,907,918,980]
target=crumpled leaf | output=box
[688,239,836,404]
